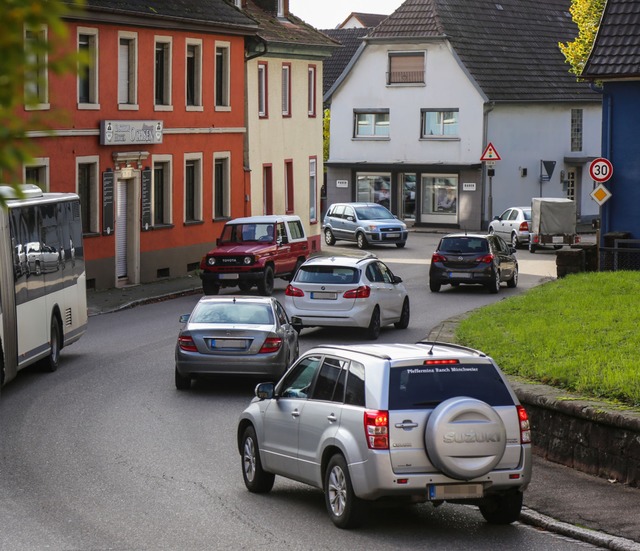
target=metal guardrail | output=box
[599,239,640,271]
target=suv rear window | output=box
[296,265,359,284]
[388,363,514,409]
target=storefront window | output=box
[421,175,458,215]
[402,173,416,220]
[356,173,391,209]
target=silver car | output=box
[174,296,299,390]
[488,207,531,249]
[238,342,532,528]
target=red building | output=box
[19,0,258,289]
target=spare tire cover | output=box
[425,397,507,480]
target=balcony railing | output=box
[387,70,425,84]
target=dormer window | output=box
[387,51,425,85]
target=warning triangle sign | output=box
[481,143,501,161]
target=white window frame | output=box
[118,31,138,110]
[154,36,173,111]
[24,26,50,110]
[354,110,390,138]
[76,155,100,234]
[420,109,459,139]
[152,154,173,225]
[215,41,231,111]
[282,63,291,116]
[77,27,99,109]
[258,62,268,118]
[307,65,316,117]
[184,153,203,223]
[24,158,50,192]
[213,152,231,219]
[571,108,583,152]
[185,39,203,111]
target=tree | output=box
[0,0,85,207]
[559,0,606,77]
[323,108,330,163]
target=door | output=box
[116,180,128,280]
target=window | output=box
[421,175,458,215]
[282,63,291,116]
[277,0,284,17]
[421,109,459,137]
[118,33,137,107]
[280,356,322,399]
[77,157,99,234]
[215,43,230,109]
[285,159,294,213]
[258,62,268,118]
[307,65,316,117]
[571,108,583,152]
[214,153,230,219]
[24,159,49,191]
[263,164,273,215]
[152,158,172,225]
[311,357,348,402]
[354,110,390,138]
[344,361,365,407]
[24,27,49,108]
[309,157,317,223]
[184,155,202,223]
[155,38,172,108]
[78,29,98,106]
[356,174,391,207]
[186,40,202,108]
[387,52,425,84]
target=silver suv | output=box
[237,342,532,529]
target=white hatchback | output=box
[284,255,410,340]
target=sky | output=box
[288,0,405,30]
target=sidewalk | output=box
[86,275,640,550]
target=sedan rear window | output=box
[439,237,489,254]
[388,363,514,409]
[190,303,274,324]
[297,266,359,284]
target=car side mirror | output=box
[493,215,501,221]
[510,247,517,254]
[276,236,283,246]
[179,314,190,323]
[255,382,275,400]
[346,215,354,222]
[394,275,403,284]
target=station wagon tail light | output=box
[178,335,197,352]
[259,337,282,353]
[476,254,495,264]
[285,284,304,297]
[432,253,447,263]
[343,285,371,299]
[517,405,531,444]
[364,410,389,449]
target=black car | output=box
[429,233,518,293]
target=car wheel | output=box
[365,306,381,340]
[479,491,523,525]
[257,265,275,296]
[238,281,253,293]
[202,280,220,295]
[290,259,304,281]
[41,316,61,372]
[324,228,336,246]
[553,245,563,250]
[241,426,275,493]
[395,242,406,248]
[429,280,441,293]
[487,269,500,294]
[507,265,518,288]
[175,365,191,390]
[488,227,495,235]
[356,233,369,250]
[510,233,519,249]
[324,454,369,529]
[394,298,410,329]
[529,243,537,253]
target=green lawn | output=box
[455,271,640,407]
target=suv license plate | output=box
[219,274,239,280]
[311,291,337,300]
[428,483,483,500]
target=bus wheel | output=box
[42,317,61,372]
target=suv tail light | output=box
[364,410,389,449]
[518,222,528,232]
[476,254,495,264]
[517,405,531,444]
[432,253,447,263]
[343,285,371,299]
[259,337,282,354]
[285,284,304,297]
[178,335,197,352]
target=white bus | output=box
[0,185,88,386]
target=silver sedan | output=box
[174,296,299,389]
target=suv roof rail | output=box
[315,344,392,361]
[415,341,487,357]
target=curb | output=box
[87,287,202,316]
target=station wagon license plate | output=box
[428,483,483,500]
[311,291,337,300]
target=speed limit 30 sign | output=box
[589,157,613,183]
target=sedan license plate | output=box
[209,338,247,349]
[311,291,337,300]
[428,483,483,500]
[448,272,472,279]
[219,274,239,280]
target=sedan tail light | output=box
[519,222,529,232]
[364,410,389,449]
[285,284,304,297]
[517,405,531,444]
[259,337,282,354]
[343,285,371,299]
[178,335,198,352]
[476,253,495,264]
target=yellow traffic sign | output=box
[590,183,612,206]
